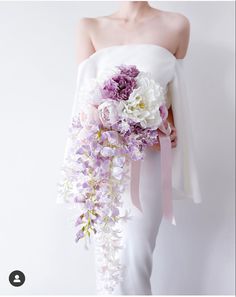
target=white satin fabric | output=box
[56,44,202,295]
[111,149,164,295]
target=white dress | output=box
[56,44,202,295]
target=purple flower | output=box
[117,64,139,78]
[85,200,95,210]
[75,216,83,226]
[75,229,84,242]
[74,196,86,203]
[71,115,82,129]
[101,74,137,101]
[82,182,89,188]
[111,207,120,217]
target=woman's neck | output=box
[116,1,154,22]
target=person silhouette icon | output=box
[9,270,25,287]
[13,275,21,283]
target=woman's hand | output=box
[151,123,178,151]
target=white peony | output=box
[120,74,166,129]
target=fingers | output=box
[171,137,177,148]
[170,126,177,141]
[150,143,160,151]
[169,133,177,148]
[170,131,177,141]
[150,137,177,151]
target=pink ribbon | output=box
[130,121,176,226]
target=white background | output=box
[0,1,235,295]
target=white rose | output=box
[98,99,121,128]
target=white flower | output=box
[100,147,115,157]
[111,166,123,180]
[117,119,130,133]
[98,99,121,128]
[103,131,119,145]
[120,74,166,129]
[77,126,89,141]
[79,104,101,127]
[112,156,126,167]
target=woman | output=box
[57,1,202,294]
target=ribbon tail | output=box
[130,159,143,212]
[159,134,177,226]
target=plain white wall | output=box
[0,1,234,295]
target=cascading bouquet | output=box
[57,64,172,293]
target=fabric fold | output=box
[56,59,94,204]
[168,59,202,203]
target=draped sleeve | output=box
[167,59,202,204]
[56,58,96,204]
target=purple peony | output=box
[101,65,139,101]
[117,64,139,78]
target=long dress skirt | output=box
[94,147,164,295]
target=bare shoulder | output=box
[77,16,104,41]
[82,15,112,29]
[163,11,190,58]
[162,10,190,31]
[76,17,91,44]
[77,17,97,33]
[174,12,190,34]
[76,17,97,64]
